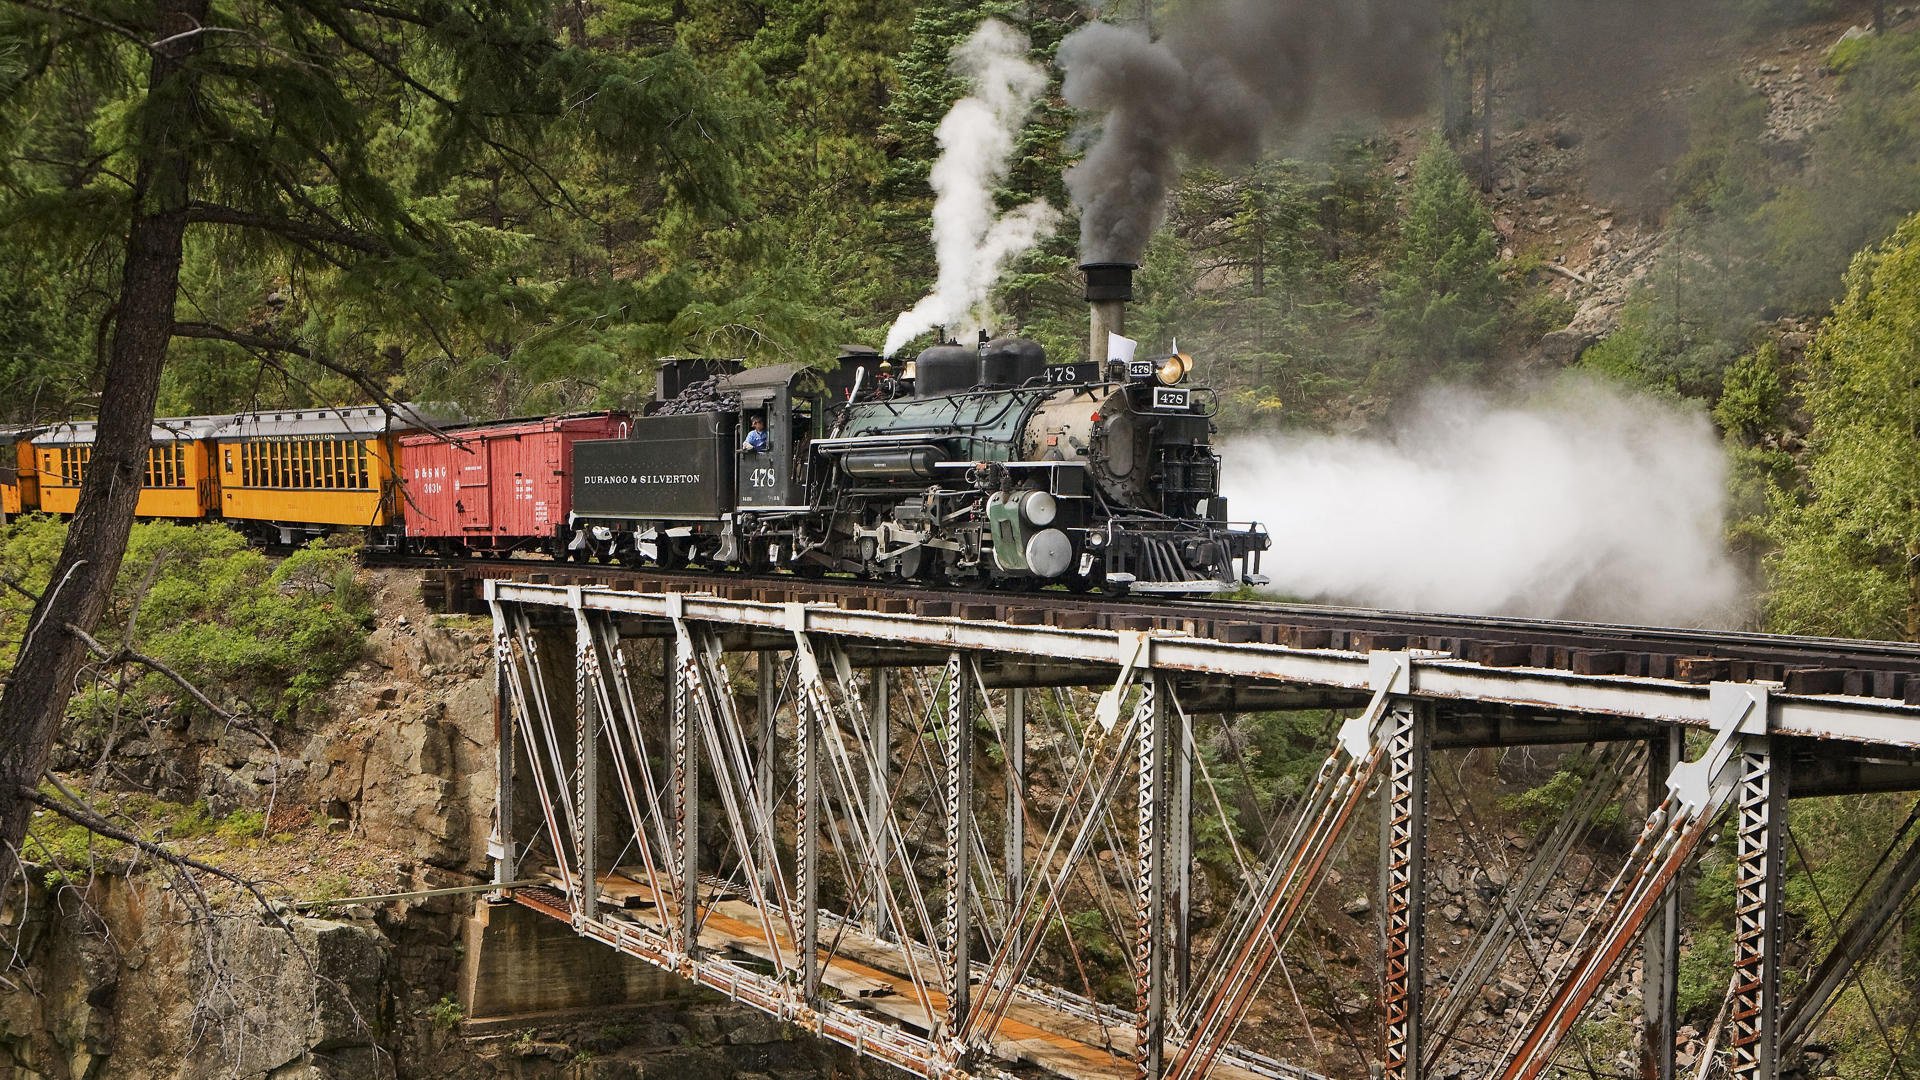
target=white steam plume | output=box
[1221,380,1747,626]
[883,21,1059,358]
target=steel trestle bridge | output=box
[480,577,1920,1080]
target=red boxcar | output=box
[398,413,630,555]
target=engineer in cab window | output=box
[742,414,770,453]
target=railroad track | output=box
[392,555,1920,704]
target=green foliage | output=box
[1825,29,1876,74]
[1496,753,1625,835]
[1760,27,1920,313]
[1193,711,1335,874]
[1588,28,1920,411]
[1669,76,1774,218]
[1715,344,1798,565]
[1763,211,1920,640]
[1054,908,1130,1002]
[428,995,465,1032]
[1112,145,1398,428]
[0,520,373,720]
[214,808,266,843]
[1678,826,1736,1022]
[1377,141,1505,384]
[0,0,772,422]
[1579,289,1746,403]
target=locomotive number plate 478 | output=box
[1150,387,1190,411]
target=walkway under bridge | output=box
[480,579,1920,1080]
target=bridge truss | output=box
[482,580,1920,1080]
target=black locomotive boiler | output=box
[567,265,1268,595]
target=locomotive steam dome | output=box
[914,344,977,397]
[979,336,1046,388]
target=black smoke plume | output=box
[1060,0,1441,263]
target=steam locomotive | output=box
[564,265,1267,594]
[560,339,1265,593]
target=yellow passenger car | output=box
[215,405,439,543]
[32,418,228,518]
[0,428,42,520]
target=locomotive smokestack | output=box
[1081,262,1136,364]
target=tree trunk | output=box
[1479,53,1495,193]
[0,0,207,887]
[1874,0,1887,33]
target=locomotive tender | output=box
[0,264,1268,595]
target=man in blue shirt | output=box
[742,415,770,453]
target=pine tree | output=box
[1377,140,1505,384]
[1765,210,1920,640]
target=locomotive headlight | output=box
[1155,352,1194,386]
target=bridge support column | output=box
[1134,673,1169,1079]
[1644,728,1682,1080]
[670,614,699,953]
[757,651,779,904]
[1380,701,1427,1080]
[574,604,601,921]
[489,609,517,891]
[943,652,975,1040]
[1172,693,1193,1005]
[1729,736,1787,1080]
[798,642,821,1000]
[869,668,891,940]
[1005,686,1025,935]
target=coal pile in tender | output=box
[654,375,740,416]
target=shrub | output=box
[0,521,373,721]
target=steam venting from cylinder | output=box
[883,21,1060,358]
[1059,0,1440,264]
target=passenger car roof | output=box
[217,403,454,440]
[33,415,236,446]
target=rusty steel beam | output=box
[870,667,893,941]
[670,603,700,952]
[489,604,518,891]
[1727,738,1786,1080]
[1380,703,1429,1080]
[757,650,779,906]
[574,605,602,921]
[1134,674,1169,1079]
[944,651,975,1047]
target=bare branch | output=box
[150,24,245,50]
[22,782,274,906]
[64,620,238,724]
[170,322,466,444]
